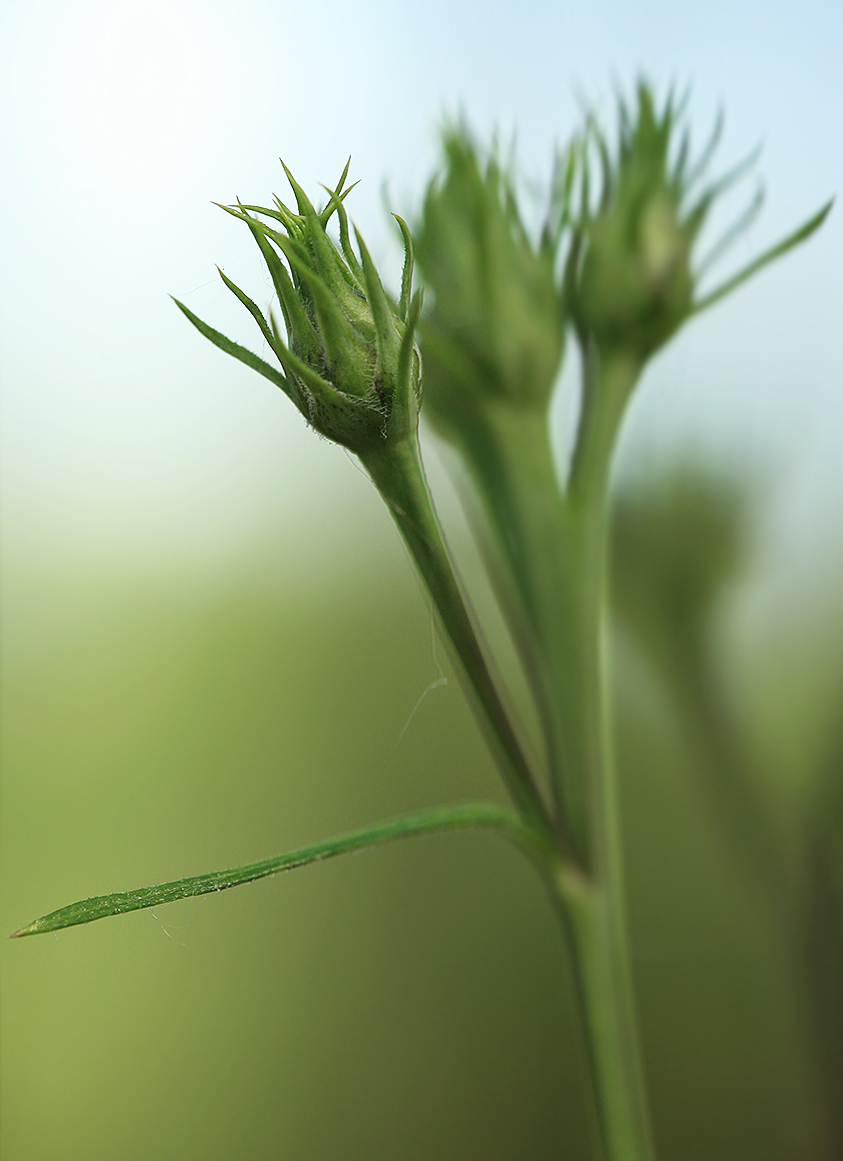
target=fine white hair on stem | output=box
[393,611,449,750]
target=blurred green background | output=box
[3,476,843,1160]
[2,0,842,1158]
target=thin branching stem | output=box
[360,436,558,846]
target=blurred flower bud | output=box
[612,463,748,675]
[174,161,422,453]
[565,83,832,365]
[414,128,566,423]
[565,86,699,360]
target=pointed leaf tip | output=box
[393,214,414,322]
[172,296,290,394]
[694,196,834,314]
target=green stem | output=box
[360,435,554,841]
[366,346,654,1161]
[432,399,585,857]
[552,347,655,1161]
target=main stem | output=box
[365,372,655,1161]
[552,348,655,1161]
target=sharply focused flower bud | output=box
[564,83,832,364]
[414,128,566,423]
[173,161,422,453]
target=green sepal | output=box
[354,226,401,376]
[684,108,724,190]
[216,266,281,359]
[279,159,314,218]
[230,209,322,364]
[236,202,301,231]
[388,288,423,441]
[290,259,373,393]
[317,157,358,228]
[171,297,289,393]
[262,217,372,341]
[694,198,834,313]
[281,162,348,301]
[394,214,414,323]
[267,317,384,450]
[320,182,365,284]
[695,188,764,280]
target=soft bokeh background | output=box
[2,1,842,1158]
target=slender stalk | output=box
[360,436,555,843]
[426,376,654,1160]
[549,348,655,1161]
[364,369,655,1161]
[436,399,588,858]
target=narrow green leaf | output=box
[694,199,833,314]
[171,297,289,393]
[217,204,313,280]
[11,803,541,937]
[239,219,322,359]
[216,266,280,357]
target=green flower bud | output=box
[565,83,832,364]
[564,85,701,360]
[173,161,422,453]
[414,128,566,422]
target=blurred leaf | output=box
[695,199,834,313]
[612,465,748,677]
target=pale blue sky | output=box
[1,0,840,579]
